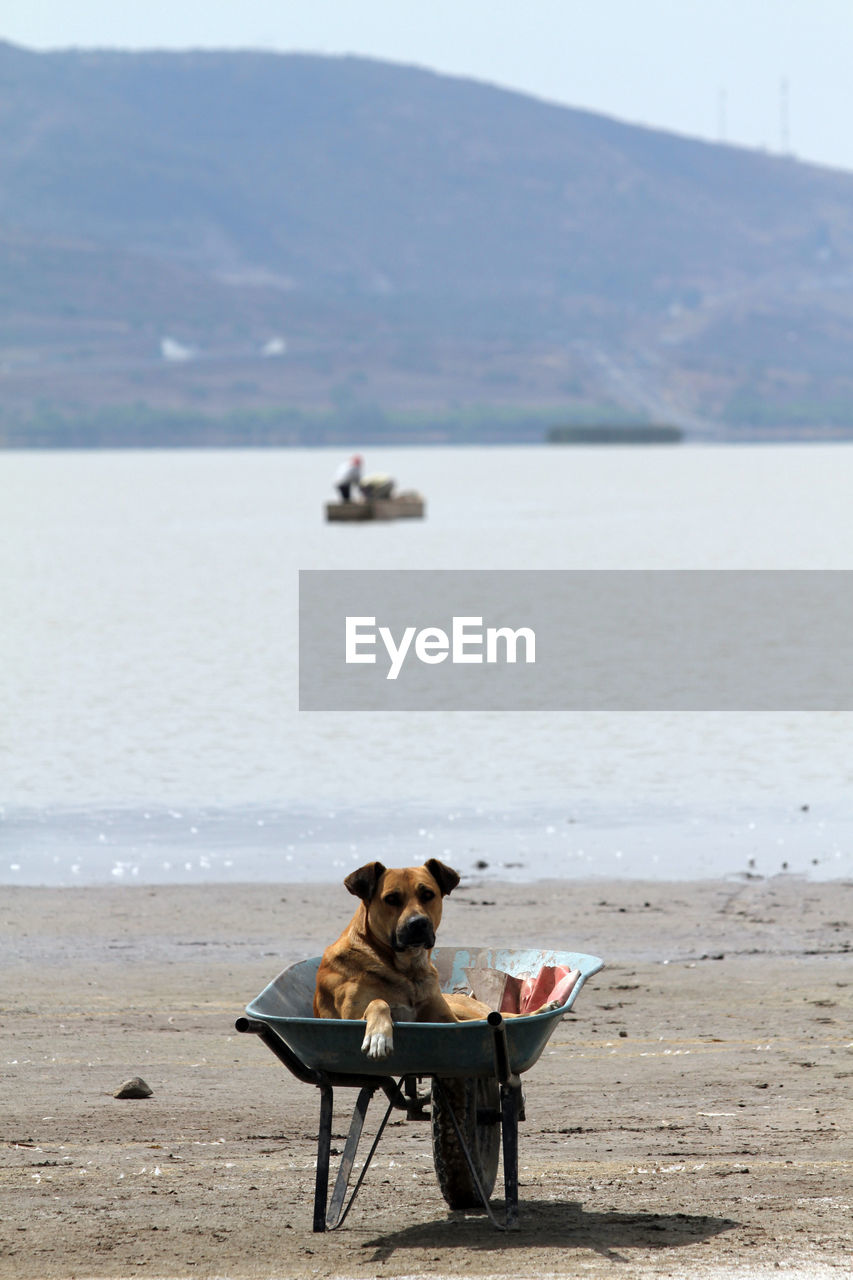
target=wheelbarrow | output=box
[236,946,604,1232]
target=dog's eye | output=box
[383,892,403,907]
[417,887,435,902]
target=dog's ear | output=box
[344,861,387,902]
[424,858,460,897]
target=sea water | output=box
[2,444,852,884]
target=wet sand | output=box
[1,876,851,1279]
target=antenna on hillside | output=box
[717,88,727,144]
[780,77,791,155]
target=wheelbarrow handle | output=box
[235,1016,323,1086]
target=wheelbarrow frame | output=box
[236,946,604,1232]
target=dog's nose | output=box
[395,914,435,950]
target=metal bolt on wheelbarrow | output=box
[236,946,604,1231]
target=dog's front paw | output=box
[361,1029,393,1059]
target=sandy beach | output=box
[2,874,851,1279]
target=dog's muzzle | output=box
[393,914,436,951]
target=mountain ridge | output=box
[3,42,853,444]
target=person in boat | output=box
[334,454,362,502]
[359,472,394,500]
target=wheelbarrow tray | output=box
[245,946,604,1079]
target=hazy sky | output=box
[5,0,853,172]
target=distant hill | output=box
[3,41,853,445]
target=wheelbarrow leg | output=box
[500,1082,521,1231]
[488,1010,522,1230]
[325,1085,375,1229]
[313,1081,334,1232]
[315,1080,403,1232]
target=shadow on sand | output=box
[363,1199,738,1266]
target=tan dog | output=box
[313,859,492,1059]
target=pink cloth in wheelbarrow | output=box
[464,964,581,1014]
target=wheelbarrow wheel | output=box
[431,1076,500,1209]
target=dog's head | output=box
[344,859,460,953]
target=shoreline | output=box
[5,792,852,889]
[2,803,852,887]
[2,877,851,1278]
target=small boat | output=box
[325,490,426,522]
